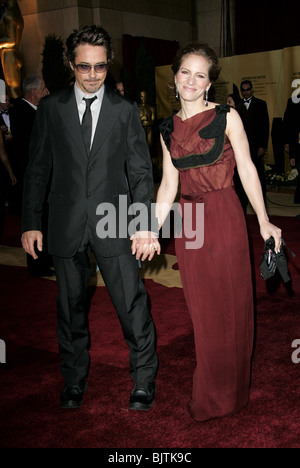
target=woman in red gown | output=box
[156,43,282,421]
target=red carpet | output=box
[0,213,299,448]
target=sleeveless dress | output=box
[160,104,254,421]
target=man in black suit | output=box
[21,26,159,411]
[237,80,269,199]
[0,94,14,241]
[10,74,49,214]
[10,74,53,276]
[0,124,16,243]
[283,96,300,204]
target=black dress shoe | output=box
[129,382,156,411]
[60,379,87,409]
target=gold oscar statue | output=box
[138,91,155,151]
[0,0,24,98]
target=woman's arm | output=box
[226,108,282,251]
[155,135,180,229]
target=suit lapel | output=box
[247,96,257,112]
[56,87,88,159]
[56,86,124,160]
[89,87,123,160]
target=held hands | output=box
[131,231,161,262]
[22,230,161,262]
[21,230,43,260]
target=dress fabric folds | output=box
[168,105,254,421]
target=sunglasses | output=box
[73,63,108,74]
[241,87,252,92]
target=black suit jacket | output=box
[22,85,155,258]
[0,112,14,159]
[10,98,37,175]
[0,113,9,180]
[237,96,269,155]
[0,112,14,183]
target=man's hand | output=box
[21,230,43,260]
[131,231,161,262]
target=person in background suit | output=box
[0,94,13,140]
[0,95,14,177]
[0,126,16,242]
[283,96,300,205]
[10,74,52,276]
[0,93,14,240]
[10,74,49,214]
[115,81,125,96]
[237,80,269,199]
[21,26,159,411]
[227,92,248,215]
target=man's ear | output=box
[69,62,74,72]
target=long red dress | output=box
[161,104,254,421]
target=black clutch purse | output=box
[260,237,296,283]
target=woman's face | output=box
[175,53,211,104]
[226,96,235,107]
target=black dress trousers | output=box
[52,219,158,386]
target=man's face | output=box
[32,79,49,106]
[70,44,108,94]
[241,83,253,100]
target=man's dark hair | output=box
[240,80,253,90]
[66,25,113,64]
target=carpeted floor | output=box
[0,211,299,448]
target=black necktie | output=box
[81,96,97,153]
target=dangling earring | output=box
[175,88,179,100]
[205,90,209,107]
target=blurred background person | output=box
[10,74,52,276]
[237,80,269,200]
[115,81,125,96]
[226,92,247,214]
[9,74,49,215]
[283,95,300,205]
[0,126,16,243]
[226,92,241,109]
